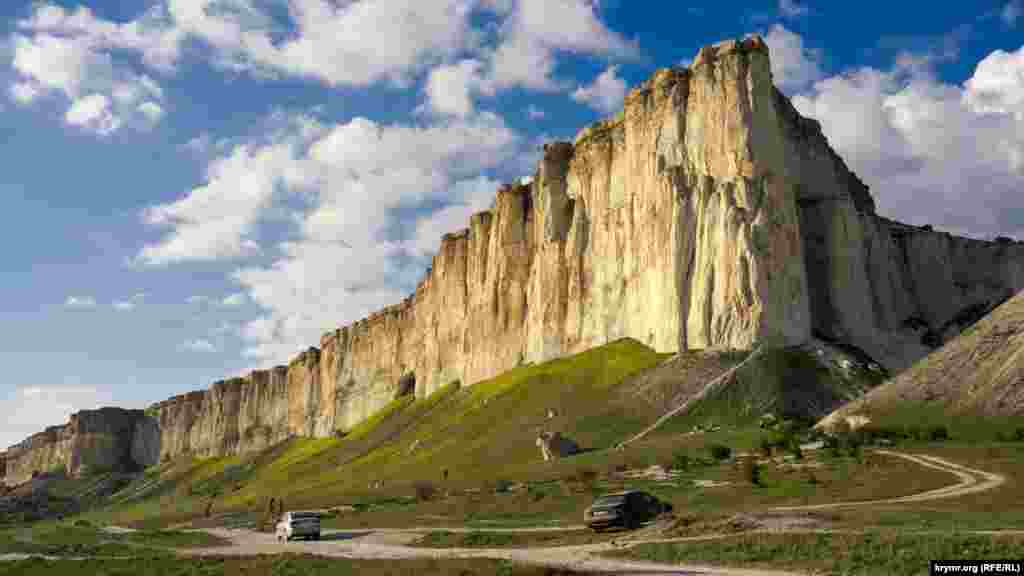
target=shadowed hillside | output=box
[819,290,1024,437]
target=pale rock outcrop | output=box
[536,431,581,461]
[3,408,154,485]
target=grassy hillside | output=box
[78,337,885,528]
[819,290,1024,439]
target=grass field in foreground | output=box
[0,521,227,557]
[315,447,954,531]
[606,532,1024,575]
[0,555,599,576]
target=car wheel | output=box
[625,512,638,530]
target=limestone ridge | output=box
[0,408,158,486]
[4,36,1024,482]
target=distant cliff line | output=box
[4,35,1023,485]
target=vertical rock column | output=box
[526,142,574,363]
[682,37,811,349]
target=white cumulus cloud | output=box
[9,6,170,134]
[571,65,628,113]
[791,38,1024,239]
[764,24,823,93]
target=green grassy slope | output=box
[82,337,883,528]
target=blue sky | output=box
[1,0,1023,448]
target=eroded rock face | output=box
[774,90,1024,371]
[8,35,1023,467]
[3,408,154,485]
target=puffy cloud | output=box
[0,386,116,449]
[9,11,168,134]
[571,65,627,113]
[137,117,325,265]
[482,0,638,92]
[764,24,823,93]
[181,339,217,352]
[11,0,634,127]
[791,39,1024,239]
[65,93,121,135]
[64,296,97,309]
[422,59,484,117]
[139,108,526,365]
[963,45,1024,119]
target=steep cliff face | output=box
[774,91,1024,370]
[2,408,157,485]
[6,35,1022,471]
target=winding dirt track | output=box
[179,450,1009,576]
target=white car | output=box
[276,510,321,542]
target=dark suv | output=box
[584,490,672,532]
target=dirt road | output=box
[179,450,1007,576]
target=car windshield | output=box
[593,495,626,506]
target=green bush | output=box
[788,440,804,461]
[928,425,949,442]
[706,443,732,461]
[672,451,691,471]
[1014,428,1024,442]
[759,436,773,457]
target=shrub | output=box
[413,481,438,502]
[759,436,773,458]
[824,435,842,459]
[788,439,804,461]
[494,479,514,493]
[73,519,93,528]
[928,425,949,442]
[706,443,732,461]
[672,451,691,471]
[743,457,761,487]
[1014,428,1024,442]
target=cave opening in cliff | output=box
[397,372,416,398]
